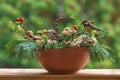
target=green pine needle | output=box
[15,41,40,57]
[89,44,115,62]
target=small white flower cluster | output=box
[62,27,76,36]
[36,39,57,47]
[71,34,88,46]
[36,39,45,46]
[47,30,56,33]
[47,39,57,44]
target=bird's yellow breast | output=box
[85,26,92,33]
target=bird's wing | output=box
[89,24,101,31]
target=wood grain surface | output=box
[0,69,120,80]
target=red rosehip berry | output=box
[73,25,78,30]
[16,18,21,22]
[19,17,24,23]
[51,34,55,37]
[67,42,71,46]
[77,45,80,48]
[25,32,34,38]
[32,36,39,41]
[50,34,55,41]
[59,17,64,21]
[16,17,24,23]
[29,34,34,38]
[51,37,55,41]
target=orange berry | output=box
[73,25,78,30]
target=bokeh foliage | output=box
[0,0,120,68]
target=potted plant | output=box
[6,17,115,73]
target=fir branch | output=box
[15,41,40,57]
[89,45,104,62]
[89,44,114,62]
[5,39,25,55]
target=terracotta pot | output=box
[35,48,89,74]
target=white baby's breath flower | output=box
[80,34,88,39]
[71,36,84,47]
[72,29,77,33]
[62,31,70,36]
[92,37,97,43]
[47,39,57,44]
[62,27,74,36]
[64,27,71,31]
[36,39,45,46]
[47,30,56,33]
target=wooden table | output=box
[0,69,120,80]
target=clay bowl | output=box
[35,48,89,74]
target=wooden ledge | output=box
[0,69,120,80]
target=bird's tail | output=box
[96,28,104,32]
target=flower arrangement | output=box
[6,16,115,62]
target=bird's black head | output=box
[82,20,89,26]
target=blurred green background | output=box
[0,0,120,68]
